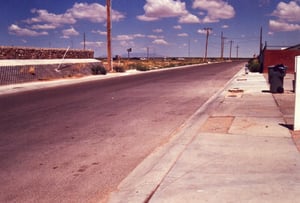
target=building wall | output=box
[0,46,94,59]
[263,49,300,73]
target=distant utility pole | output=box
[259,26,263,54]
[83,32,86,50]
[229,40,234,60]
[188,38,190,57]
[220,32,226,60]
[236,45,239,58]
[106,0,112,72]
[147,47,149,60]
[204,28,212,61]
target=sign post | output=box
[294,56,300,131]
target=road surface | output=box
[0,61,244,202]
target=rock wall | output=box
[0,62,103,85]
[0,46,94,59]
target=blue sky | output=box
[1,0,300,58]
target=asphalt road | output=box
[0,61,244,202]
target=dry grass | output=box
[101,58,213,72]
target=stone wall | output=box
[0,46,94,59]
[0,61,103,85]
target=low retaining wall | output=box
[0,46,94,59]
[0,59,103,85]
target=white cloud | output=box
[269,20,300,32]
[31,24,57,30]
[269,1,300,32]
[138,0,187,19]
[147,35,159,39]
[197,28,213,35]
[114,34,147,41]
[10,2,125,37]
[173,25,182,29]
[81,41,104,47]
[152,39,168,45]
[222,24,229,29]
[193,0,235,23]
[120,40,135,47]
[136,15,159,22]
[61,26,79,38]
[133,34,146,38]
[67,2,125,23]
[8,24,48,36]
[271,1,300,22]
[138,0,201,24]
[26,9,76,27]
[92,30,107,35]
[115,35,134,41]
[179,13,201,23]
[153,29,163,33]
[178,33,188,37]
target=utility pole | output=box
[204,28,212,61]
[236,45,239,58]
[229,40,233,60]
[147,47,149,60]
[83,32,86,50]
[106,0,112,72]
[259,26,263,54]
[188,38,190,57]
[221,32,225,60]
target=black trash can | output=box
[268,64,287,93]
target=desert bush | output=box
[247,58,260,72]
[136,64,151,71]
[114,66,126,72]
[91,65,107,75]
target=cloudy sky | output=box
[1,0,300,57]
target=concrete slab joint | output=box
[108,69,299,203]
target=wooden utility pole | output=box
[204,28,212,61]
[229,40,233,60]
[83,32,86,50]
[106,0,112,72]
[236,45,239,58]
[221,32,224,60]
[259,26,263,54]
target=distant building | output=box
[261,43,300,73]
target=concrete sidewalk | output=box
[107,71,300,202]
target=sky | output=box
[1,0,300,58]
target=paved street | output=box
[0,61,244,202]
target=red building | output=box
[262,44,300,73]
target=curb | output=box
[107,68,245,203]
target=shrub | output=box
[136,65,151,71]
[91,65,107,75]
[114,66,126,72]
[247,58,261,72]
